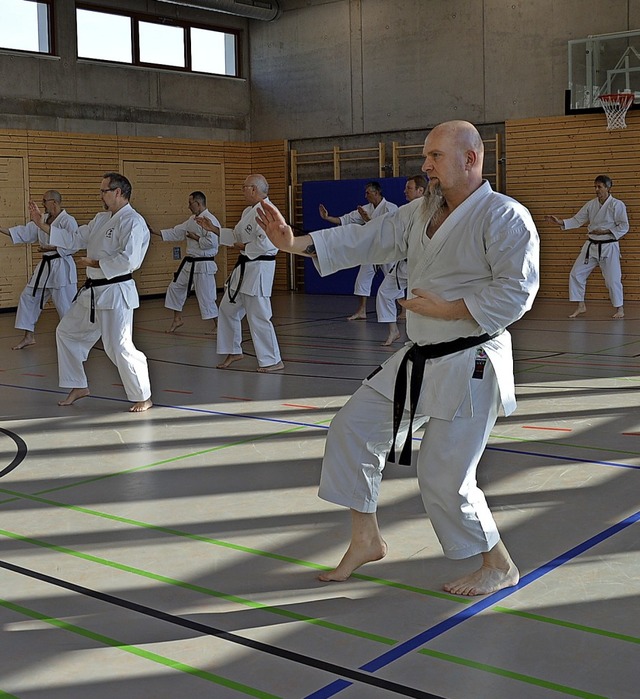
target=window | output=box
[77,9,132,64]
[0,0,51,54]
[75,5,240,77]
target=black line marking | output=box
[0,428,27,478]
[0,559,443,699]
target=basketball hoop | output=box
[598,92,634,130]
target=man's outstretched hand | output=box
[256,200,298,253]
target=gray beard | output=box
[422,185,445,222]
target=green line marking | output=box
[0,690,20,698]
[492,432,640,458]
[418,649,608,698]
[0,598,283,699]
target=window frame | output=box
[0,0,55,57]
[76,3,241,78]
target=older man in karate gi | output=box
[1,190,78,350]
[32,172,153,412]
[152,191,220,333]
[319,181,398,321]
[546,175,628,318]
[257,121,539,596]
[196,174,283,372]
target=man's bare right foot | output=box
[443,561,520,596]
[166,320,184,333]
[129,398,153,412]
[318,539,388,582]
[12,338,36,350]
[58,388,90,406]
[569,304,586,318]
[217,353,243,369]
[347,312,367,321]
[382,330,401,346]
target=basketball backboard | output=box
[567,29,640,111]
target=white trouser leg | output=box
[193,274,219,320]
[568,252,598,302]
[15,286,47,332]
[599,252,624,307]
[51,285,77,319]
[56,301,102,388]
[376,273,406,323]
[98,306,151,402]
[243,293,281,366]
[353,264,376,297]
[416,360,502,559]
[216,291,246,355]
[164,269,189,312]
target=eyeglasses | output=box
[42,198,56,203]
[100,187,118,194]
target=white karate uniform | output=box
[216,199,281,367]
[376,260,408,323]
[339,198,399,297]
[50,204,152,403]
[162,209,220,320]
[310,181,539,559]
[563,195,628,307]
[9,211,78,331]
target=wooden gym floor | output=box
[0,293,637,699]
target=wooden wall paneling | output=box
[0,155,30,307]
[506,112,640,302]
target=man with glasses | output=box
[30,172,153,412]
[0,190,78,350]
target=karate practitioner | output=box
[319,182,398,320]
[196,174,284,372]
[257,121,539,596]
[32,172,153,412]
[376,175,428,345]
[545,175,628,319]
[151,191,220,333]
[1,191,78,350]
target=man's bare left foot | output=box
[443,562,520,596]
[129,399,153,412]
[166,320,184,333]
[613,308,624,319]
[12,338,36,350]
[318,539,388,582]
[58,388,90,406]
[347,312,367,320]
[382,330,401,346]
[257,361,284,373]
[217,353,243,369]
[569,304,586,318]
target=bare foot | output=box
[165,320,184,333]
[129,398,153,412]
[58,388,90,406]
[443,561,520,596]
[257,361,285,373]
[347,312,367,321]
[217,353,243,369]
[613,308,624,319]
[12,338,36,350]
[205,324,217,335]
[382,331,401,346]
[318,539,388,582]
[569,304,586,318]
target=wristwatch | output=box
[304,243,316,256]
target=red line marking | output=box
[164,389,193,395]
[282,403,317,409]
[621,432,640,436]
[221,395,252,401]
[22,373,45,377]
[522,425,572,432]
[112,383,124,387]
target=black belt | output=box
[74,273,133,322]
[31,252,61,309]
[584,238,616,264]
[173,255,215,295]
[388,332,496,466]
[227,253,276,303]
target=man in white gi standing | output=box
[31,172,153,412]
[151,191,220,333]
[545,175,628,319]
[257,121,539,596]
[319,181,398,321]
[375,175,428,345]
[196,174,283,372]
[1,190,78,350]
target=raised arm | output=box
[318,204,341,226]
[257,200,316,256]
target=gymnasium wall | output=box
[506,111,640,301]
[0,130,288,309]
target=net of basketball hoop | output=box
[598,92,635,130]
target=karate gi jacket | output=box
[10,211,78,289]
[220,199,280,297]
[50,203,149,310]
[563,195,628,261]
[339,197,398,226]
[310,181,540,420]
[161,208,220,275]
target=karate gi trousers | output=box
[164,262,218,320]
[375,266,407,323]
[568,241,623,307]
[318,361,502,560]
[216,291,281,367]
[56,300,151,403]
[16,284,76,332]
